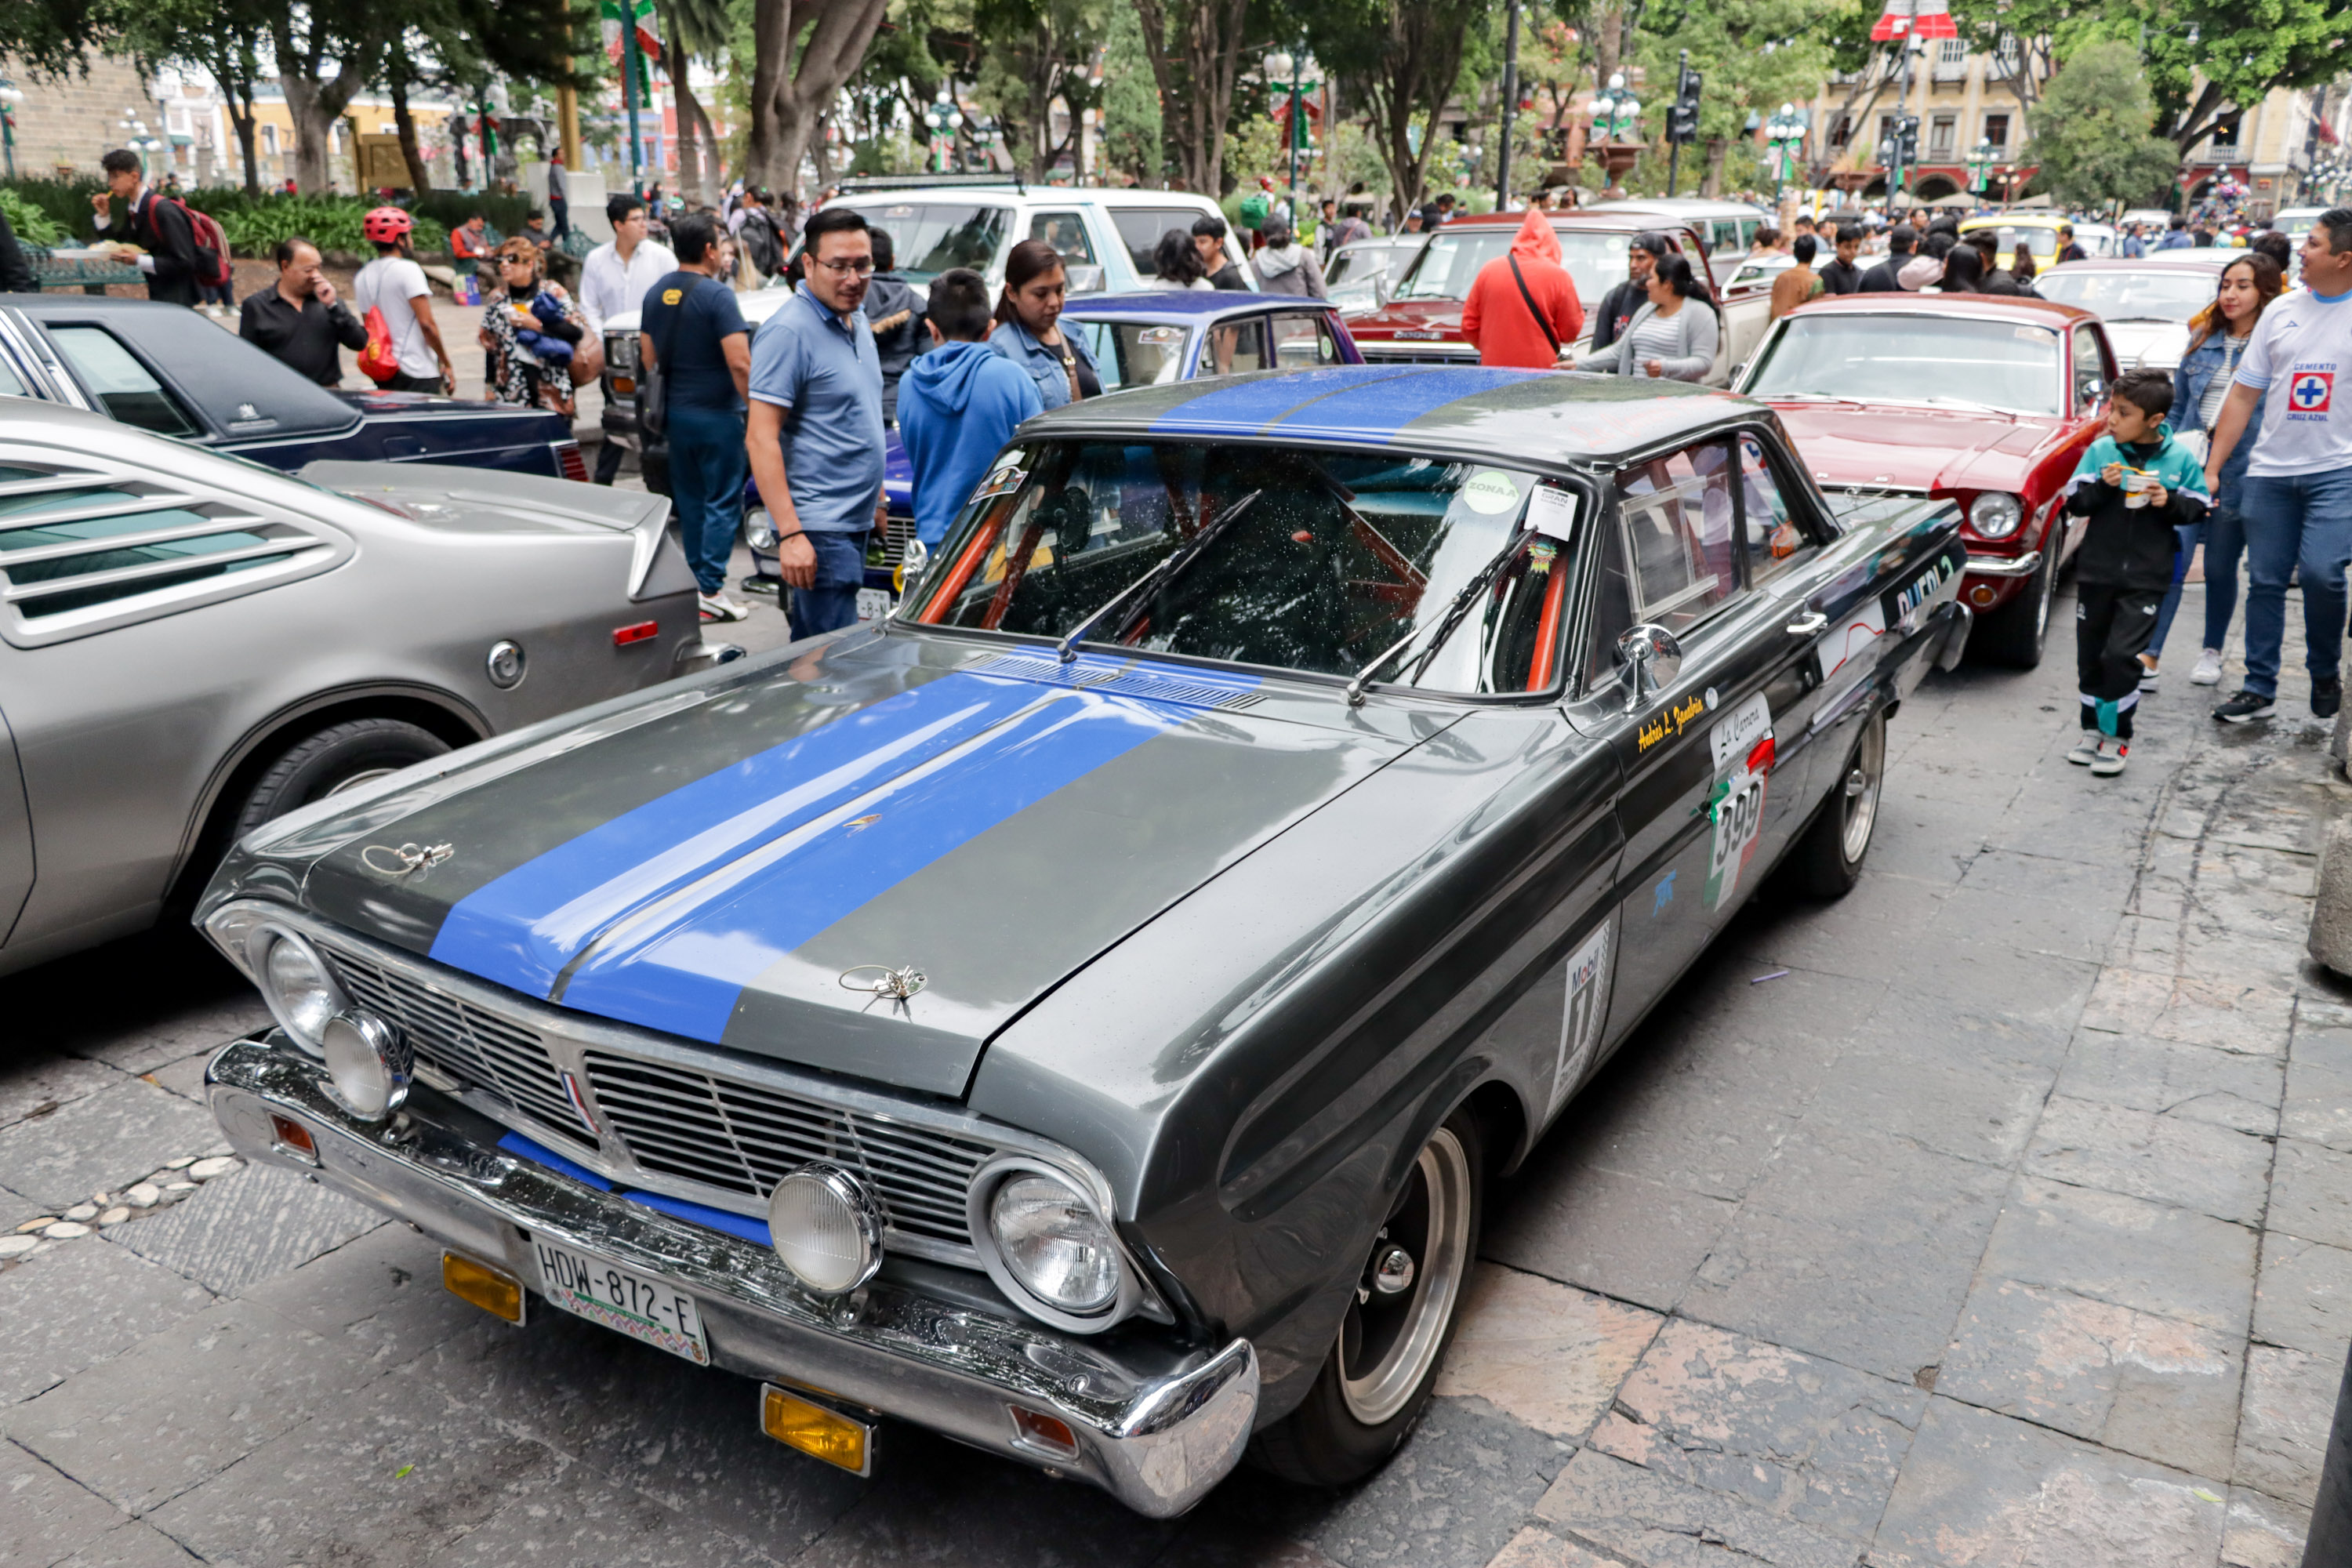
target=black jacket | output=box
[1857,257,1907,292]
[1817,257,1865,296]
[2064,436,2207,592]
[125,191,205,306]
[0,212,31,293]
[239,286,368,385]
[1590,278,1647,352]
[863,274,927,420]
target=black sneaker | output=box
[740,573,782,597]
[2213,690,2278,724]
[2315,677,2343,720]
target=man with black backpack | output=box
[1460,208,1584,369]
[91,148,215,307]
[733,187,786,281]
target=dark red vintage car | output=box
[1343,212,1777,383]
[1731,293,2117,667]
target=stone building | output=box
[1,53,165,180]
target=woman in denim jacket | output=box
[2151,254,2283,688]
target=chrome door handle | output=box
[1784,611,1828,636]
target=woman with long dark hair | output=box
[2149,252,2285,688]
[1151,228,1212,289]
[1574,254,1719,382]
[989,238,1101,410]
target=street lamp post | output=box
[923,90,962,174]
[1965,138,1996,199]
[0,79,20,180]
[1590,71,1642,198]
[1765,102,1806,201]
[1265,49,1306,210]
[1496,0,1522,209]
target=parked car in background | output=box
[1960,214,2118,260]
[2119,208,2176,233]
[1323,236,1427,314]
[1734,292,2116,669]
[0,401,713,977]
[0,296,588,481]
[195,364,1965,1519]
[2030,251,2234,371]
[1344,212,1774,383]
[2274,207,2328,246]
[1589,198,1773,289]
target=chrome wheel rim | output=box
[1338,1127,1473,1426]
[1840,719,1885,863]
[2032,552,2054,644]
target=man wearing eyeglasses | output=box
[746,206,887,641]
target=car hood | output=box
[262,637,1417,1098]
[302,460,666,534]
[1345,299,1467,338]
[1767,399,2060,495]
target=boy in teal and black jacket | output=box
[2060,367,2211,775]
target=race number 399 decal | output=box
[1551,914,1617,1118]
[1705,694,1775,911]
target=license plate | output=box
[855,587,895,622]
[531,1236,710,1365]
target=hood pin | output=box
[361,842,455,877]
[840,964,927,1004]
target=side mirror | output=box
[1730,359,1750,387]
[2078,377,2106,408]
[1617,622,1685,710]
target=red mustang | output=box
[1732,293,2118,667]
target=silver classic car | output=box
[194,367,1967,1513]
[0,401,710,976]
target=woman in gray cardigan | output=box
[1574,256,1719,382]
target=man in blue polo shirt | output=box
[746,205,887,639]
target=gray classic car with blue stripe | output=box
[194,365,1968,1513]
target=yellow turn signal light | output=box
[442,1252,526,1323]
[760,1385,875,1476]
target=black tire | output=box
[1252,1109,1484,1488]
[233,718,451,840]
[1791,710,1885,898]
[1971,539,2056,669]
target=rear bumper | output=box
[203,1037,1258,1517]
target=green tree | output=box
[1131,0,1254,195]
[746,0,891,195]
[121,0,277,192]
[1102,0,1163,182]
[973,0,1106,180]
[1631,0,1837,196]
[2024,39,2179,209]
[1301,0,1491,220]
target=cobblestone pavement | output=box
[2,583,2343,1567]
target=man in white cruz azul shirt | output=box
[2203,208,2352,724]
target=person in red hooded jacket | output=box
[1461,208,1585,369]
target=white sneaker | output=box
[2190,649,2225,686]
[2138,661,2159,692]
[698,592,750,623]
[2091,736,2129,776]
[2067,734,2100,765]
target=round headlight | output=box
[1970,492,2024,539]
[318,1009,412,1121]
[742,507,779,551]
[768,1164,883,1294]
[989,1173,1121,1315]
[256,931,345,1055]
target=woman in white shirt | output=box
[1150,228,1216,291]
[1575,256,1719,383]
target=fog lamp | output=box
[760,1385,875,1475]
[443,1252,526,1323]
[318,1009,412,1121]
[989,1174,1120,1314]
[767,1164,883,1294]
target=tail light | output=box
[553,441,590,482]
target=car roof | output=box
[1424,211,1693,234]
[832,186,1221,209]
[1783,292,2099,328]
[1021,365,1751,469]
[2044,252,2234,272]
[1063,290,1331,321]
[1592,198,1770,220]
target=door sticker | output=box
[1819,599,1887,683]
[1704,693,1775,911]
[1552,914,1617,1116]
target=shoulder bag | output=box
[1508,256,1561,360]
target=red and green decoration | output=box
[1868,0,1958,41]
[601,0,662,102]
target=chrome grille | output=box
[325,942,593,1147]
[583,1051,989,1254]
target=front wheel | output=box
[1791,710,1885,898]
[233,718,452,840]
[1251,1110,1483,1487]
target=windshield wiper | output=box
[1345,528,1534,706]
[1054,489,1263,662]
[2102,316,2185,325]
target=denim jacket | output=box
[989,318,1099,412]
[2168,329,2255,510]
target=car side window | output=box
[1737,435,1818,590]
[1029,212,1096,266]
[2071,324,2111,410]
[1196,318,1272,376]
[47,328,202,438]
[1613,441,1741,637]
[1269,313,1341,368]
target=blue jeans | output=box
[2241,470,2352,698]
[2151,521,2201,656]
[2203,505,2246,652]
[789,531,868,641]
[666,404,750,594]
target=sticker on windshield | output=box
[1460,469,1525,514]
[972,463,1027,501]
[1527,485,1579,541]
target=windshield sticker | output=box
[1551,915,1617,1117]
[1460,469,1525,514]
[1704,697,1776,911]
[1708,691,1773,775]
[973,465,1027,501]
[1528,485,1579,541]
[1636,691,1709,753]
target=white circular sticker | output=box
[1459,470,1524,515]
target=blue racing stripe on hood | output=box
[550,689,1178,1044]
[1272,366,1542,439]
[1148,367,1418,436]
[429,672,1046,997]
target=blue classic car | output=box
[741,290,1366,615]
[0,296,586,480]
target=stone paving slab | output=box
[0,1434,129,1566]
[1430,1264,1661,1439]
[2263,1135,2352,1250]
[2281,1023,2352,1150]
[1484,1160,1737,1315]
[2232,1344,2337,1511]
[0,1238,212,1406]
[103,1163,384,1295]
[54,1520,201,1567]
[437,1457,783,1566]
[0,1080,223,1211]
[1531,1447,1859,1568]
[2020,1094,2275,1225]
[2052,1032,2285,1138]
[1976,1176,2259,1338]
[2250,1232,2352,1359]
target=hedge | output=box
[1,178,459,258]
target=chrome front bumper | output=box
[1963,550,2043,579]
[204,1037,1258,1517]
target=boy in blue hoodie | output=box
[898,267,1044,549]
[2061,367,2212,775]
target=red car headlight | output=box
[1968,492,2024,540]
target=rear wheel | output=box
[1791,710,1885,898]
[233,718,451,840]
[1252,1110,1483,1487]
[1972,540,2056,669]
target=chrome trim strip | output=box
[1964,550,2043,579]
[205,1040,1255,1517]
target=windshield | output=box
[904,441,1579,695]
[2031,270,2216,321]
[1744,314,2063,416]
[1068,321,1191,392]
[840,201,1011,281]
[1395,228,1641,304]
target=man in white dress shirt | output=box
[579,192,678,485]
